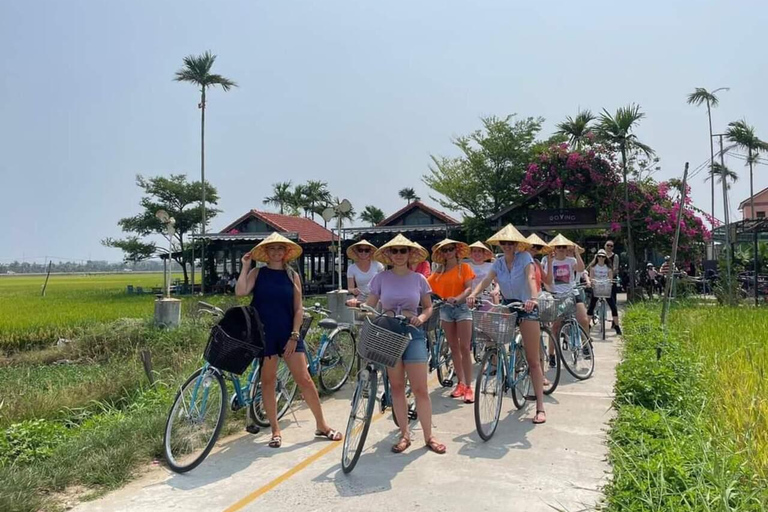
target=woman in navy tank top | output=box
[236,233,342,448]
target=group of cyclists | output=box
[235,225,623,455]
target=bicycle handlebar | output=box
[198,301,224,316]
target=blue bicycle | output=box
[424,298,455,387]
[472,301,536,441]
[302,303,357,393]
[163,302,296,473]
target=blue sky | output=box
[1,0,766,263]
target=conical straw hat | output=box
[486,224,532,250]
[374,233,429,266]
[526,233,553,255]
[547,233,576,248]
[346,239,378,261]
[468,241,494,261]
[431,239,471,264]
[250,232,303,263]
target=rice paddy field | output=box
[0,273,187,352]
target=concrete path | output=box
[74,318,621,512]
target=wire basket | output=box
[537,294,557,323]
[357,317,412,368]
[471,308,517,347]
[203,325,263,375]
[555,295,576,319]
[593,280,612,298]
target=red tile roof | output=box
[220,210,336,244]
[377,200,460,227]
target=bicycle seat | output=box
[318,318,338,330]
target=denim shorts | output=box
[402,326,429,364]
[439,303,473,323]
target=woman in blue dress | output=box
[236,233,342,448]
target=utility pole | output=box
[661,163,688,326]
[715,133,732,298]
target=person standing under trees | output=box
[365,234,446,455]
[467,224,547,425]
[428,239,476,404]
[236,233,342,449]
[467,241,500,305]
[345,240,384,307]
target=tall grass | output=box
[670,307,768,479]
[605,304,768,511]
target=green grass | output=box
[605,304,768,511]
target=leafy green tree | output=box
[263,181,294,215]
[555,109,595,149]
[398,187,420,204]
[101,236,156,265]
[596,104,654,300]
[359,205,385,226]
[424,115,543,222]
[304,180,332,219]
[109,174,220,284]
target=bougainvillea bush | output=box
[521,143,711,259]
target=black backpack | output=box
[203,306,266,374]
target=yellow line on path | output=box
[223,375,440,512]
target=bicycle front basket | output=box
[555,295,576,319]
[357,317,411,368]
[471,308,517,346]
[203,325,262,375]
[537,293,557,323]
[593,280,612,298]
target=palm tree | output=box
[303,180,332,219]
[687,87,728,241]
[175,51,237,293]
[726,119,768,305]
[263,181,294,215]
[705,162,739,190]
[555,109,595,149]
[359,205,385,226]
[596,104,655,301]
[398,187,420,204]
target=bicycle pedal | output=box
[440,379,454,387]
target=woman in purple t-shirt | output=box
[365,234,446,455]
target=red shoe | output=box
[450,383,466,398]
[464,386,475,404]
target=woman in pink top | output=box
[365,234,446,455]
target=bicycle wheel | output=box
[559,322,595,380]
[341,368,378,474]
[472,330,487,363]
[250,358,298,427]
[435,329,455,387]
[510,342,530,410]
[318,329,355,393]
[164,367,227,473]
[474,348,505,441]
[539,327,560,395]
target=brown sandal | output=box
[391,436,411,453]
[425,437,446,454]
[314,429,342,441]
[268,435,282,448]
[532,410,547,424]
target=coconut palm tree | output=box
[174,51,237,293]
[359,205,385,226]
[555,109,595,149]
[687,87,728,237]
[398,187,420,204]
[263,181,294,215]
[705,162,739,190]
[726,119,768,305]
[303,180,332,219]
[596,104,655,300]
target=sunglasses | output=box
[598,255,606,258]
[499,241,516,247]
[555,246,567,250]
[440,246,456,253]
[389,248,409,255]
[606,244,614,247]
[356,248,371,253]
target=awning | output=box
[342,224,460,236]
[711,219,768,243]
[191,232,299,242]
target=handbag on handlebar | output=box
[203,306,266,374]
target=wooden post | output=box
[41,261,52,297]
[140,350,155,387]
[661,162,689,327]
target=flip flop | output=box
[268,435,282,448]
[532,410,547,425]
[314,429,342,441]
